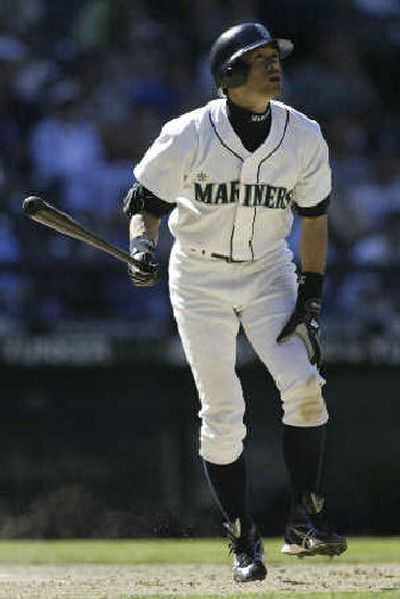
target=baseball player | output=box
[122,23,347,582]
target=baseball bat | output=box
[23,196,139,267]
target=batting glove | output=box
[128,236,161,287]
[277,272,323,368]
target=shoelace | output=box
[296,516,335,549]
[300,526,320,549]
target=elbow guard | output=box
[121,183,174,218]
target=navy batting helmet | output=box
[210,22,293,90]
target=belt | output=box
[210,252,249,263]
[183,245,250,263]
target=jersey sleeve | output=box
[133,118,197,203]
[293,131,331,210]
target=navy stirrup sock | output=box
[283,424,327,500]
[203,454,248,523]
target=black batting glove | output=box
[277,272,323,368]
[128,236,161,287]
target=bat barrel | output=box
[23,196,46,215]
[22,195,138,267]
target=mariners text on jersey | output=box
[194,181,293,208]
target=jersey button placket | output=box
[232,161,257,261]
[227,163,242,261]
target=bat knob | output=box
[23,196,45,215]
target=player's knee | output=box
[282,375,328,427]
[199,421,245,465]
[200,438,243,465]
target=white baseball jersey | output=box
[134,98,331,261]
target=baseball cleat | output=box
[281,527,347,557]
[224,518,267,582]
[281,492,347,558]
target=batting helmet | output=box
[210,22,293,90]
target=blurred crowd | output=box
[0,0,399,338]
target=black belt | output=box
[210,253,248,263]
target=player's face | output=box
[243,44,282,98]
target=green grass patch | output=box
[127,594,399,599]
[131,594,400,599]
[0,537,397,564]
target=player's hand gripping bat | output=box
[23,196,140,267]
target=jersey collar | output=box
[209,99,287,162]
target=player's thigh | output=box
[169,250,239,387]
[240,270,317,391]
[244,308,318,388]
[173,301,241,397]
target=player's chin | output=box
[262,81,282,98]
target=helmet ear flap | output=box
[218,55,250,89]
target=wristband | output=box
[298,271,323,304]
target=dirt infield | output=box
[0,563,398,598]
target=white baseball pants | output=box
[169,242,327,466]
